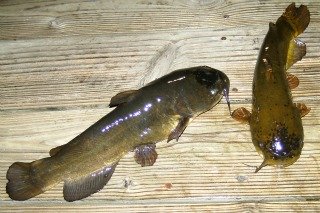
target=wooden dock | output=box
[1,0,319,211]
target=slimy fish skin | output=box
[6,66,230,201]
[232,3,310,172]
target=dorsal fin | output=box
[109,90,138,108]
[49,144,66,156]
[286,39,306,70]
[63,163,118,202]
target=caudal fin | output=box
[277,3,310,37]
[6,162,44,201]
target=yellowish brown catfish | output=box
[7,66,230,202]
[232,3,310,172]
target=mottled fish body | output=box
[232,3,310,172]
[7,66,230,201]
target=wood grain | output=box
[1,0,319,211]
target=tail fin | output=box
[6,162,44,201]
[277,3,310,37]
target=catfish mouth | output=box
[216,72,231,115]
[255,139,302,173]
[222,87,231,115]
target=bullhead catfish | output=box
[7,66,230,201]
[232,3,310,172]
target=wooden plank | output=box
[1,105,319,205]
[2,202,320,212]
[1,103,319,151]
[1,202,320,212]
[1,141,320,201]
[0,0,319,211]
[1,30,319,110]
[0,0,320,39]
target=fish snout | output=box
[263,134,303,167]
[216,71,231,114]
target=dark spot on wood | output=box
[232,88,238,92]
[48,19,60,29]
[253,38,259,44]
[164,183,172,189]
[45,107,61,111]
[25,5,41,10]
[123,178,133,189]
[221,36,227,40]
[223,14,230,19]
[236,175,248,182]
[306,197,320,201]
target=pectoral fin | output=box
[286,39,306,70]
[231,107,251,124]
[63,163,118,202]
[134,144,158,167]
[286,73,299,90]
[167,116,192,142]
[109,90,138,107]
[295,103,310,117]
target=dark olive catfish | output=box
[7,66,230,202]
[232,3,310,172]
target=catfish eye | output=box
[195,70,219,88]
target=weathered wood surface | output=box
[1,0,319,211]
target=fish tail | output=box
[6,160,47,201]
[277,3,310,37]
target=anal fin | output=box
[63,162,118,202]
[134,144,158,167]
